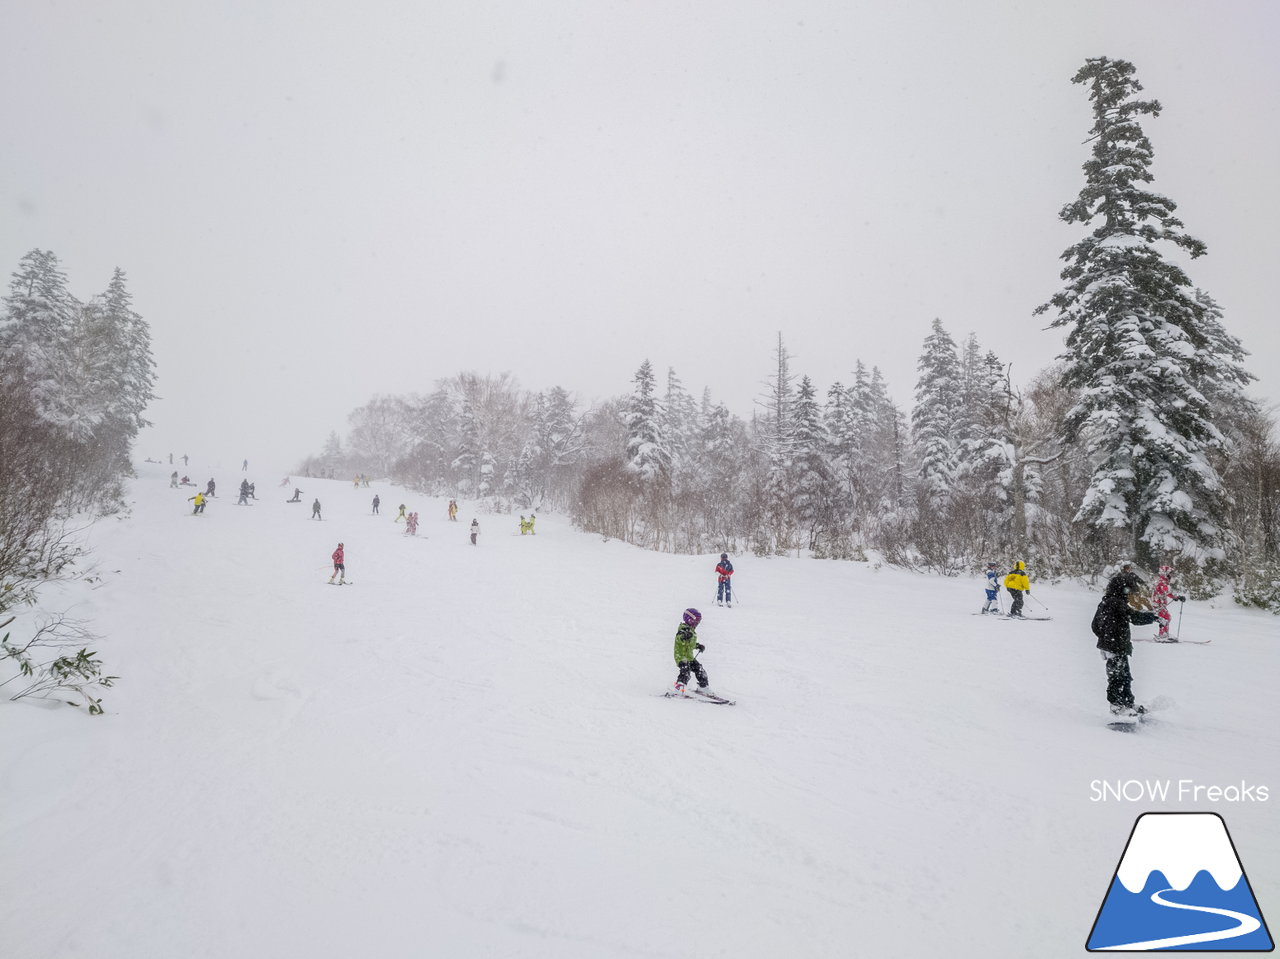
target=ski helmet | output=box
[986,561,997,568]
[721,553,728,561]
[683,608,702,626]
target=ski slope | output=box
[2,460,1276,959]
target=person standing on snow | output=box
[672,608,713,696]
[1092,570,1146,716]
[311,498,322,520]
[395,503,407,523]
[205,478,216,497]
[469,518,480,545]
[372,495,381,515]
[715,553,734,607]
[328,542,346,584]
[1152,565,1186,641]
[1003,561,1030,618]
[981,562,1001,614]
[237,479,250,505]
[187,491,206,514]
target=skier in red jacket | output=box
[328,543,346,584]
[715,553,734,607]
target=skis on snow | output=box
[662,689,736,706]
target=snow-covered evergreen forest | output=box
[298,62,1278,606]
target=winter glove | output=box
[1176,595,1186,602]
[696,644,705,653]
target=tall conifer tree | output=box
[1037,57,1252,567]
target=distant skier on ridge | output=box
[715,553,734,607]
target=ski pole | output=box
[1175,599,1184,640]
[1030,593,1050,612]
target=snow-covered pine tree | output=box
[698,399,747,550]
[622,360,670,484]
[755,334,799,552]
[91,268,156,437]
[911,319,961,508]
[1037,56,1254,569]
[824,378,856,521]
[791,375,835,551]
[0,250,80,436]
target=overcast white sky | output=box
[3,0,1277,468]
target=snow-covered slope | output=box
[2,461,1276,958]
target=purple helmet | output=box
[683,608,702,626]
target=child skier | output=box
[470,518,480,545]
[981,562,1000,614]
[329,542,346,584]
[715,553,734,607]
[1152,565,1186,642]
[1003,561,1030,618]
[672,608,713,696]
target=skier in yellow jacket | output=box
[1003,561,1030,618]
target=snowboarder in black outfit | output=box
[1092,571,1148,717]
[205,478,216,497]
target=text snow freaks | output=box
[1090,780,1269,803]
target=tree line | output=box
[0,249,155,709]
[308,58,1279,611]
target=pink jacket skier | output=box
[1152,565,1185,640]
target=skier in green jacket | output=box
[672,608,713,696]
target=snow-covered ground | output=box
[2,460,1276,958]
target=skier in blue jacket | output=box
[981,562,1000,614]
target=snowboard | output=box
[1106,694,1174,731]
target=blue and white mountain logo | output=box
[1087,812,1273,951]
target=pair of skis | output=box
[975,611,1053,621]
[662,689,735,706]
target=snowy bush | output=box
[0,612,117,714]
[1234,561,1280,615]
